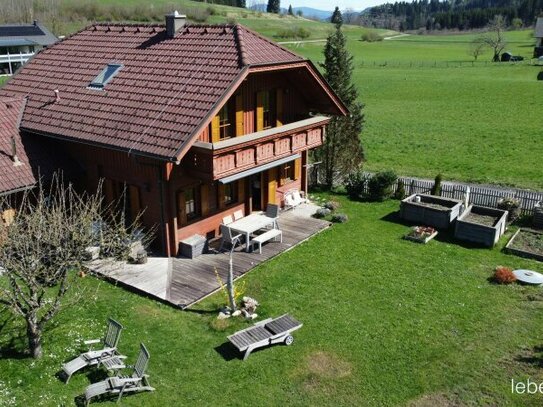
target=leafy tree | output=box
[266,0,280,14]
[296,9,303,17]
[468,37,485,60]
[288,4,293,15]
[0,176,151,358]
[480,15,507,61]
[314,19,365,188]
[331,6,343,26]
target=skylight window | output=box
[88,63,123,90]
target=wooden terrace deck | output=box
[91,204,330,309]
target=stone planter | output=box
[455,205,508,247]
[400,194,463,229]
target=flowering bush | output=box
[324,201,340,211]
[493,266,516,284]
[331,213,348,223]
[314,208,331,218]
[408,226,436,239]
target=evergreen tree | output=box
[288,4,294,15]
[236,0,246,8]
[314,20,365,188]
[331,6,343,26]
[266,0,280,13]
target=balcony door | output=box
[248,173,263,212]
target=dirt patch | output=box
[407,393,465,407]
[306,351,352,379]
[463,212,497,227]
[509,229,543,254]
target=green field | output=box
[2,196,543,406]
[283,30,543,189]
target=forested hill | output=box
[362,0,543,31]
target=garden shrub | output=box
[331,213,348,223]
[367,170,397,201]
[431,173,443,196]
[361,31,383,42]
[275,27,310,40]
[345,169,367,200]
[497,197,521,224]
[314,208,331,218]
[394,179,406,200]
[324,201,340,211]
[493,266,516,284]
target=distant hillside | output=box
[359,0,542,31]
[290,7,333,20]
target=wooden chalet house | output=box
[0,13,347,256]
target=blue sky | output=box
[289,0,385,11]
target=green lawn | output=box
[2,197,543,406]
[283,30,543,190]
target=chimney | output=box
[165,11,186,39]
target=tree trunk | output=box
[26,314,43,359]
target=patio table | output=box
[228,213,277,252]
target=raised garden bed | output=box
[400,194,463,229]
[404,226,438,244]
[534,201,543,229]
[454,205,508,247]
[505,228,543,262]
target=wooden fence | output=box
[307,166,543,216]
[390,176,543,216]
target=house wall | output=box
[196,70,311,142]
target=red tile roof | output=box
[0,23,305,161]
[0,96,59,195]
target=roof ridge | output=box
[236,24,303,62]
[233,24,247,67]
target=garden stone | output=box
[218,312,231,320]
[232,310,242,317]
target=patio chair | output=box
[228,314,303,360]
[233,209,244,221]
[218,224,242,253]
[62,318,125,383]
[84,343,155,406]
[222,215,233,225]
[265,203,279,229]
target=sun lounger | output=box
[227,314,302,360]
[62,318,124,383]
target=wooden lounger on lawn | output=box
[227,314,302,360]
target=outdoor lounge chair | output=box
[62,318,125,383]
[84,343,154,406]
[227,314,303,360]
[284,189,307,210]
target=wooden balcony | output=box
[185,115,329,180]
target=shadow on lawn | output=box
[514,345,543,368]
[214,342,242,361]
[0,311,29,360]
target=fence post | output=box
[464,186,470,207]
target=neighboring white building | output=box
[0,21,57,75]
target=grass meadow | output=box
[2,197,543,406]
[283,29,543,189]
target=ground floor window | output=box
[177,186,201,227]
[280,161,295,185]
[223,181,238,206]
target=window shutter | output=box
[256,91,264,132]
[267,167,277,204]
[235,94,244,136]
[294,158,301,180]
[211,115,220,142]
[276,88,283,126]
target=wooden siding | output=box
[196,71,312,143]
